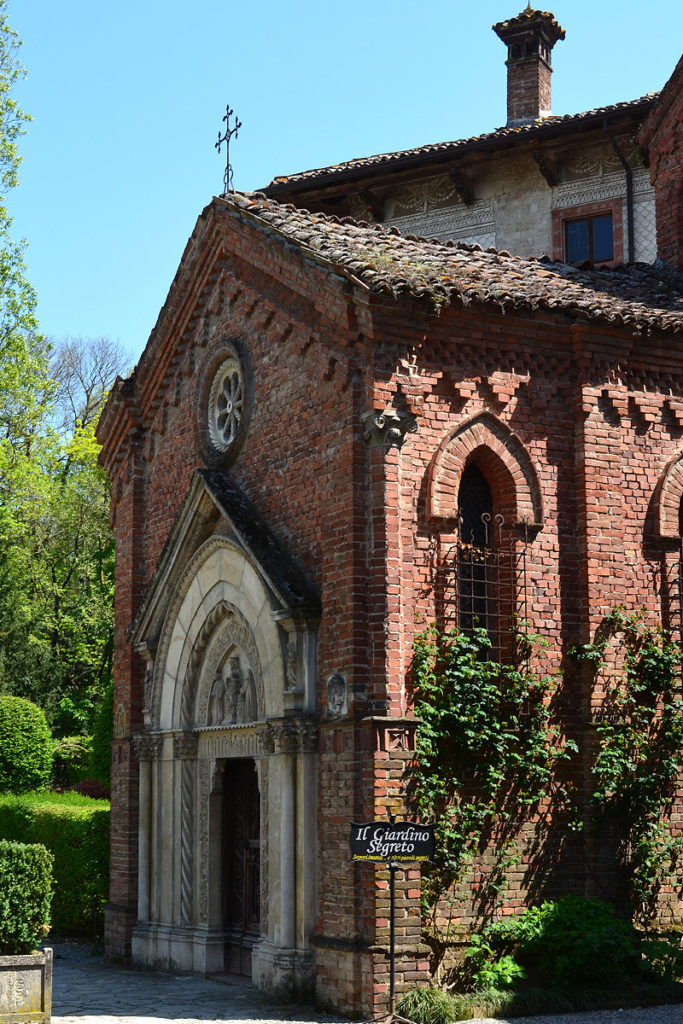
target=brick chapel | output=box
[97,8,683,1015]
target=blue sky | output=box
[8,1,683,363]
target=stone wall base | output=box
[252,942,315,1000]
[104,903,137,962]
[131,923,225,975]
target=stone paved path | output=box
[49,942,683,1024]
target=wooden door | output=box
[222,759,260,975]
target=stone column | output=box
[297,721,318,948]
[133,734,162,923]
[274,722,298,950]
[173,731,199,926]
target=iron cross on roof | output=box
[216,104,242,194]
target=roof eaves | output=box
[263,95,658,196]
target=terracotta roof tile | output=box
[264,95,657,194]
[220,192,683,335]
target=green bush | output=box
[464,933,526,989]
[0,839,53,953]
[52,735,92,787]
[0,696,53,793]
[0,791,109,936]
[468,895,638,988]
[396,985,460,1024]
[641,935,683,982]
[89,681,113,786]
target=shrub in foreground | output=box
[0,696,53,793]
[0,839,53,954]
[396,985,460,1024]
[0,791,109,936]
[467,895,638,988]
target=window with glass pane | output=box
[565,213,614,263]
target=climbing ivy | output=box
[572,608,683,919]
[411,625,576,935]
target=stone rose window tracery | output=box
[208,354,244,453]
[195,338,252,467]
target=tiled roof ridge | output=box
[219,191,683,335]
[230,188,512,260]
[264,93,657,192]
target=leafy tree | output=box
[0,338,126,734]
[0,0,52,531]
[0,6,127,734]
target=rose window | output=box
[208,355,244,453]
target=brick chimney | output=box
[493,7,565,126]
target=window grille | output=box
[432,504,530,661]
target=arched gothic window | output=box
[456,463,499,643]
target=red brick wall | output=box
[99,201,683,1010]
[640,56,683,272]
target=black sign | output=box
[350,820,435,863]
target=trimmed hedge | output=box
[0,696,53,793]
[0,839,53,954]
[0,791,109,937]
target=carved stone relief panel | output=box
[208,651,258,726]
[553,169,654,211]
[195,614,264,727]
[386,174,461,219]
[326,673,347,719]
[560,138,641,183]
[198,724,263,760]
[387,200,495,247]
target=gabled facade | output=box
[98,10,683,1016]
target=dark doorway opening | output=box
[222,758,260,975]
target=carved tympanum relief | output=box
[208,648,258,726]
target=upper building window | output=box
[552,199,623,266]
[565,213,614,264]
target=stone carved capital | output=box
[258,725,275,755]
[362,407,418,449]
[298,720,319,753]
[134,732,163,761]
[268,718,318,754]
[173,730,199,760]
